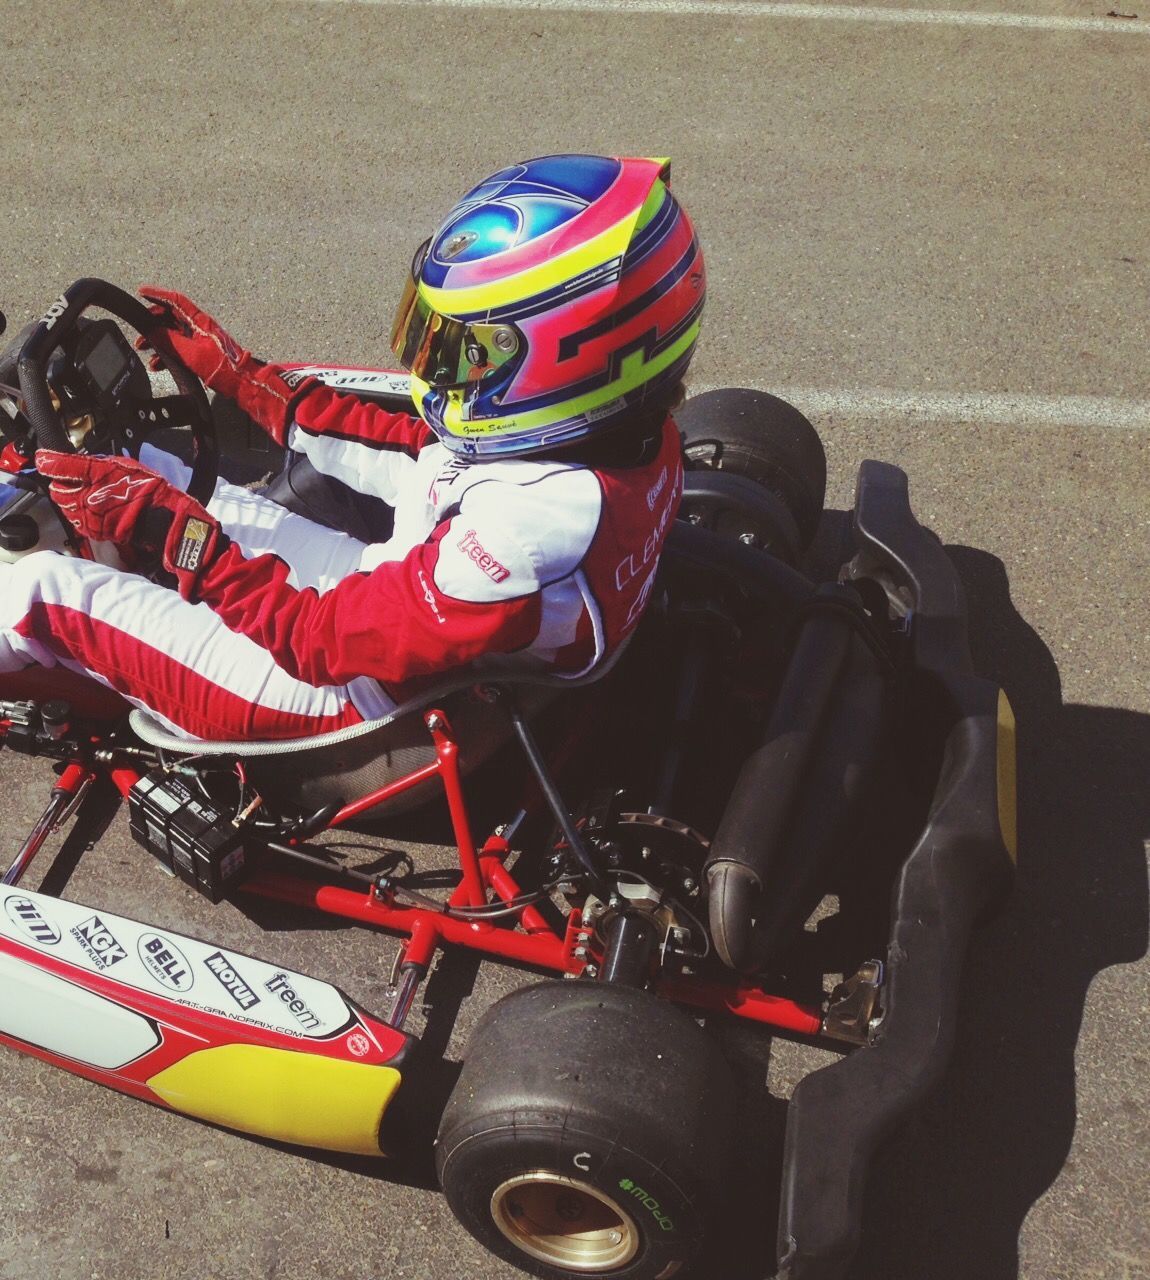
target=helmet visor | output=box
[390,249,521,389]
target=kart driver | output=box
[0,154,705,742]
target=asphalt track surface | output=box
[1,1,1148,1278]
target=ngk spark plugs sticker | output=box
[0,889,364,1042]
[70,915,128,970]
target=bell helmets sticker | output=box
[138,933,194,992]
[0,889,359,1041]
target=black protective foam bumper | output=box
[775,460,1017,1279]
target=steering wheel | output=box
[12,278,218,504]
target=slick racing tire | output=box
[677,388,827,550]
[436,980,736,1280]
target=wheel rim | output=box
[490,1171,640,1272]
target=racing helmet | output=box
[390,154,705,459]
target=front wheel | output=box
[436,981,736,1280]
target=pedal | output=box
[822,959,885,1045]
[0,699,40,753]
[0,698,74,755]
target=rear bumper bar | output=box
[776,461,1017,1279]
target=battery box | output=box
[128,770,247,903]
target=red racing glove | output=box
[36,449,226,600]
[137,285,318,444]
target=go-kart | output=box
[0,280,1017,1280]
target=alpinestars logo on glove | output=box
[174,517,213,571]
[87,476,154,508]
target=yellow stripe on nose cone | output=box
[148,1044,401,1156]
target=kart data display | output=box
[72,320,145,403]
[85,331,129,392]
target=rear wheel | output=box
[677,388,827,551]
[436,980,736,1280]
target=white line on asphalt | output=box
[307,0,1150,35]
[691,386,1150,430]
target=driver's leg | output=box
[140,442,367,594]
[0,552,395,740]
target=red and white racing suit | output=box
[0,389,683,741]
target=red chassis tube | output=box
[76,708,823,1038]
[244,872,823,1036]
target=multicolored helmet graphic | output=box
[390,154,705,459]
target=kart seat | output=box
[128,652,627,818]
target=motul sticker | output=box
[4,894,61,947]
[203,950,259,1010]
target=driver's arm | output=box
[140,284,436,506]
[282,384,435,508]
[192,501,553,687]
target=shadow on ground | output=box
[688,534,1148,1280]
[848,544,1150,1280]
